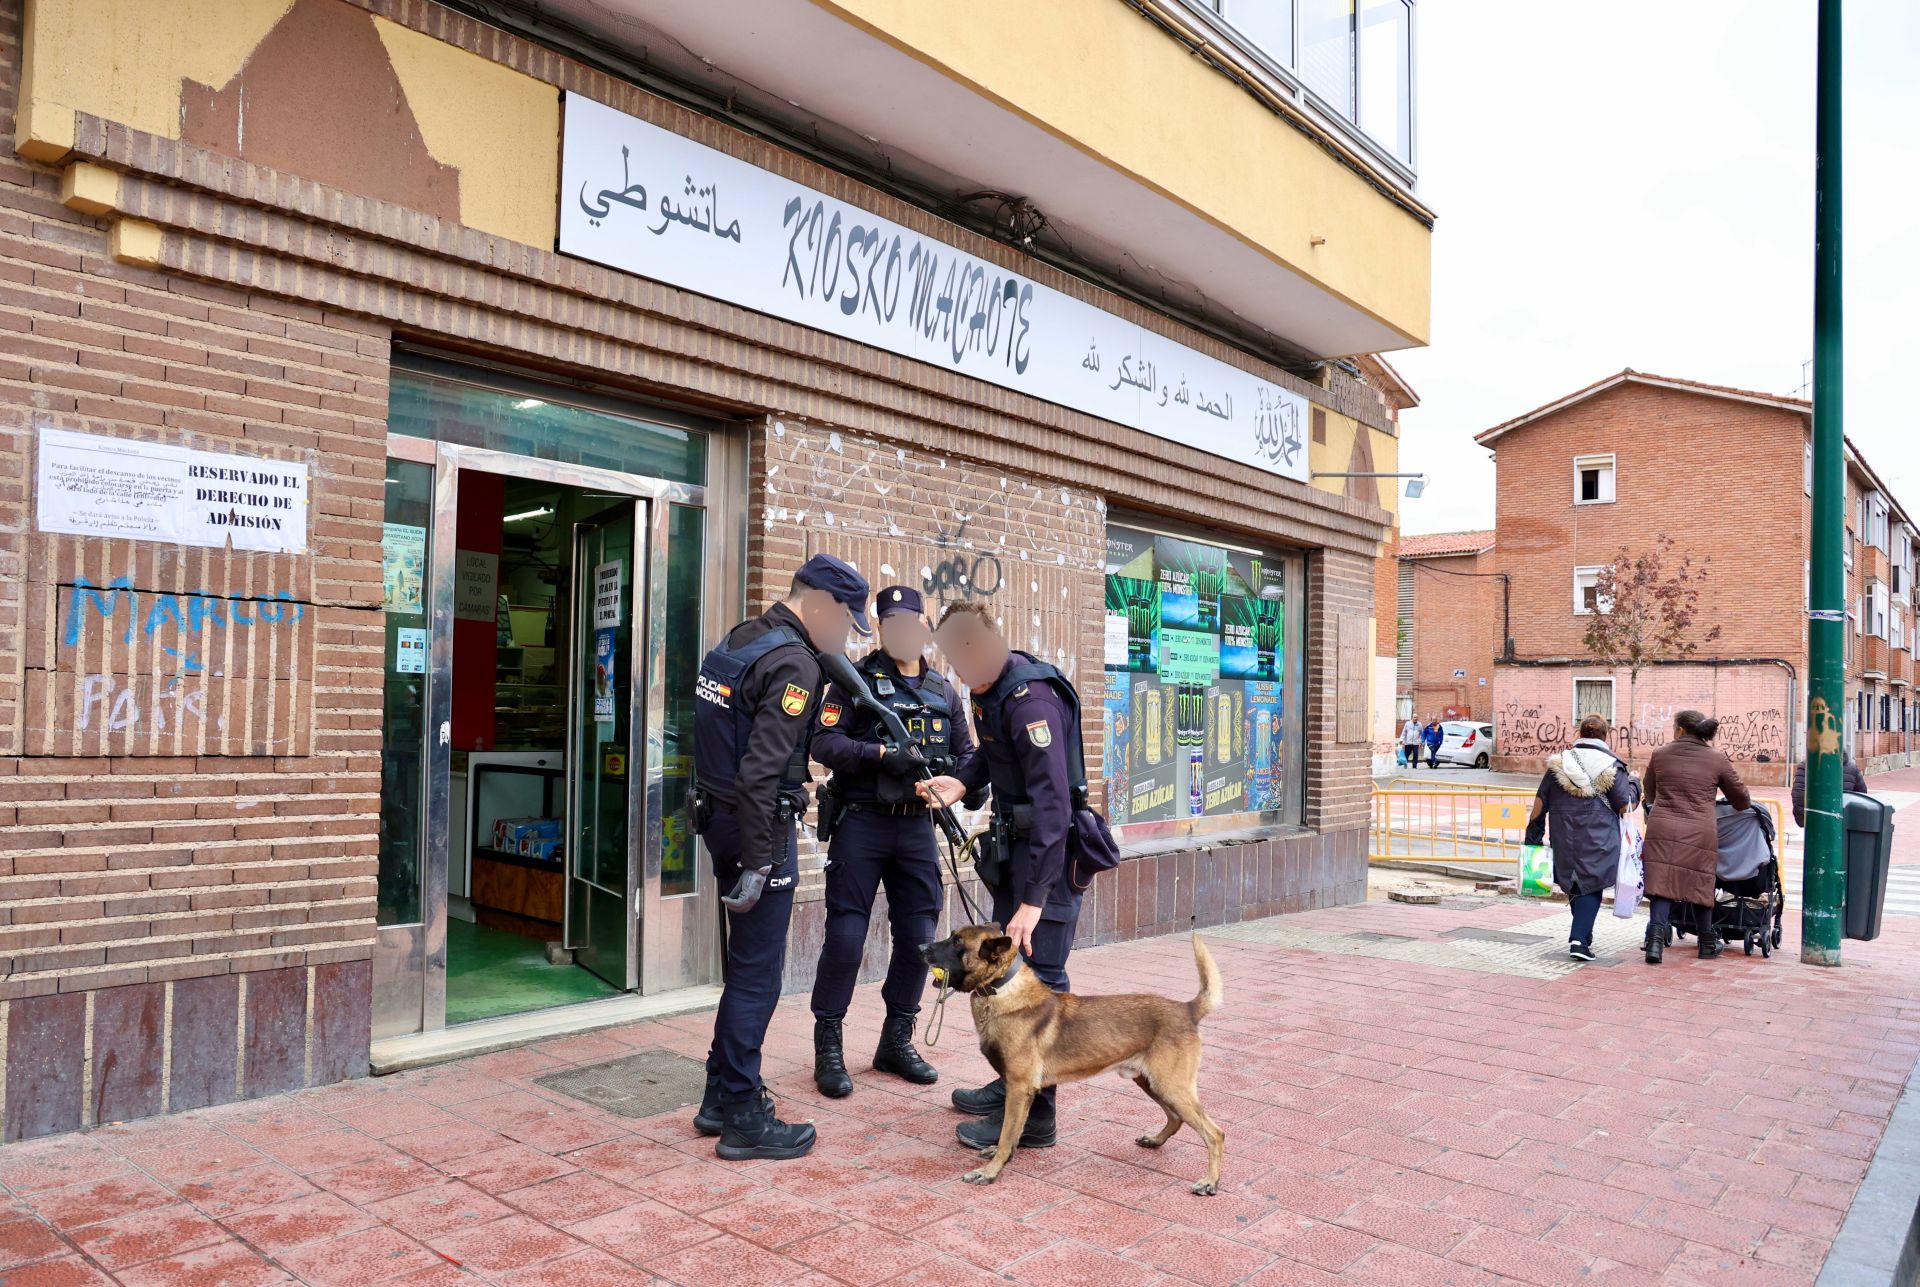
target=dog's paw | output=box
[1135,1134,1165,1149]
[1190,1180,1218,1197]
[962,1169,998,1186]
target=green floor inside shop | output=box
[445,916,620,1025]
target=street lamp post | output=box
[1802,0,1845,966]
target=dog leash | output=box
[924,971,954,1048]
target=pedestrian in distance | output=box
[917,601,1090,1154]
[808,585,979,1098]
[1641,709,1750,963]
[1421,716,1444,769]
[1789,752,1867,828]
[1524,714,1640,961]
[1399,716,1421,767]
[687,553,872,1160]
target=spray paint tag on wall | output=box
[594,561,622,629]
[395,626,427,674]
[593,627,617,723]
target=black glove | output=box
[879,743,928,777]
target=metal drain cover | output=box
[1439,927,1551,945]
[534,1049,708,1118]
[1344,931,1416,943]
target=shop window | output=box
[1574,454,1615,505]
[1102,521,1302,832]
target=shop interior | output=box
[443,470,632,1023]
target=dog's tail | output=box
[1188,935,1223,1022]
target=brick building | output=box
[1395,529,1499,722]
[0,0,1430,1136]
[1453,371,1917,786]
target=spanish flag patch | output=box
[781,684,811,717]
[819,700,844,728]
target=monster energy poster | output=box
[1103,524,1285,824]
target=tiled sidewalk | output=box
[3,891,1918,1287]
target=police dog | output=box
[919,926,1225,1194]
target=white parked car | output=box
[1433,720,1495,768]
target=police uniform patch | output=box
[819,700,843,727]
[781,684,811,717]
[1025,720,1053,747]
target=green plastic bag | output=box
[1519,845,1554,898]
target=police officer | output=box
[918,600,1088,1152]
[809,586,979,1098]
[689,553,871,1161]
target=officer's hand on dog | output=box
[1005,903,1043,957]
[917,774,965,807]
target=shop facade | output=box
[0,0,1424,1138]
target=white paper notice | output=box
[453,550,499,622]
[594,560,622,629]
[35,427,308,552]
[383,523,426,613]
[1104,613,1130,668]
[395,627,428,673]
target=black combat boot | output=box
[1698,930,1723,960]
[951,1077,1007,1117]
[813,1016,853,1099]
[956,1097,1056,1150]
[1645,926,1664,965]
[872,1009,938,1085]
[716,1090,817,1161]
[693,1069,724,1136]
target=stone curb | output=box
[1819,1057,1920,1286]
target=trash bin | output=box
[1842,791,1896,942]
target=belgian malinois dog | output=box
[919,926,1225,1194]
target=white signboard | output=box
[36,427,308,552]
[453,550,499,622]
[1104,613,1130,668]
[594,560,623,629]
[558,94,1309,483]
[395,626,428,673]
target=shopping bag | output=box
[1612,816,1645,917]
[1518,844,1554,898]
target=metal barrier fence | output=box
[1369,788,1788,873]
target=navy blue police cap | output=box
[875,585,925,620]
[795,553,872,635]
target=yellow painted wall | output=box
[1309,411,1400,520]
[814,0,1430,347]
[17,0,557,248]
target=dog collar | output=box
[979,955,1023,997]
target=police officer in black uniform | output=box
[918,600,1088,1152]
[809,586,979,1098]
[689,553,871,1161]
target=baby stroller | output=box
[1668,800,1785,958]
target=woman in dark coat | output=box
[1525,715,1639,961]
[1641,710,1751,963]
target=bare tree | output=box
[1582,536,1722,759]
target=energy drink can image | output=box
[1144,686,1163,765]
[1188,745,1204,815]
[1253,709,1275,804]
[1215,692,1232,764]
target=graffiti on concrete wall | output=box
[1497,701,1570,758]
[1497,667,1792,764]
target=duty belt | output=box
[845,800,928,816]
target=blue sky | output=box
[1391,0,1916,535]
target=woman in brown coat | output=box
[1641,710,1751,963]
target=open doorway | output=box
[439,469,638,1024]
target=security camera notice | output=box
[35,427,309,553]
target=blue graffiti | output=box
[62,576,305,673]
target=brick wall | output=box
[1405,551,1501,720]
[0,0,385,1138]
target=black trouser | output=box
[703,810,798,1104]
[811,808,943,1019]
[988,879,1079,1117]
[1569,891,1602,947]
[1649,895,1715,944]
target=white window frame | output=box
[1572,453,1617,506]
[1871,580,1890,640]
[1805,442,1814,496]
[1573,677,1616,726]
[1573,565,1609,615]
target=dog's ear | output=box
[983,935,1015,963]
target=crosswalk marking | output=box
[1779,863,1920,918]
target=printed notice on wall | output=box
[383,524,426,614]
[1103,613,1129,668]
[594,561,622,629]
[453,550,499,622]
[36,427,309,552]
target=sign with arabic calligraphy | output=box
[557,93,1310,483]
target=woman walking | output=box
[1641,710,1750,963]
[1524,715,1639,961]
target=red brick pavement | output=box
[2,891,1917,1287]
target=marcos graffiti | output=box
[61,575,305,675]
